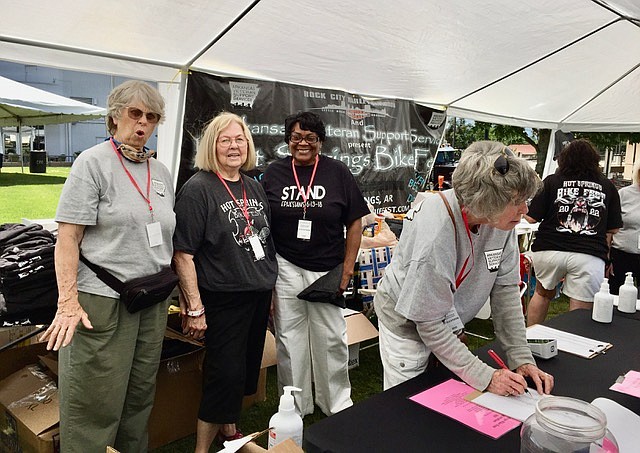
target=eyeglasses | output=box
[218,137,247,148]
[494,147,515,175]
[290,133,319,144]
[126,107,161,123]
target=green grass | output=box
[0,169,571,452]
[0,167,70,224]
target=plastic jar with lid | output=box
[520,396,618,452]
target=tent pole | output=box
[18,121,24,173]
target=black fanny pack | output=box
[80,254,179,313]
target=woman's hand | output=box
[40,300,92,351]
[179,290,207,340]
[486,368,529,396]
[517,363,554,395]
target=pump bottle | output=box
[268,386,303,448]
[618,272,638,314]
[592,279,614,323]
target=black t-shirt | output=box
[527,172,622,260]
[173,171,278,292]
[262,155,369,271]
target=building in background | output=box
[0,61,158,161]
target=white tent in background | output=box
[0,75,106,171]
[0,75,106,127]
[1,0,639,181]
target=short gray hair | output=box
[106,80,165,135]
[452,141,541,221]
[195,112,256,173]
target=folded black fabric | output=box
[297,263,346,308]
[0,223,44,243]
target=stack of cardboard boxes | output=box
[0,310,378,452]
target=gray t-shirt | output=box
[56,140,176,299]
[374,190,534,390]
[612,184,640,254]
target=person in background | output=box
[609,158,640,294]
[262,111,369,417]
[41,80,175,452]
[172,112,277,453]
[374,141,554,396]
[525,139,622,326]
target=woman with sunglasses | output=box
[262,111,369,417]
[374,141,554,397]
[41,80,175,452]
[173,112,277,452]
[525,139,622,326]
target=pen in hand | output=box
[488,349,533,398]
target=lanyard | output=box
[456,210,475,288]
[110,138,153,221]
[291,155,319,219]
[216,173,252,235]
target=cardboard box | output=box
[148,327,277,449]
[0,325,45,350]
[239,438,303,453]
[0,361,60,453]
[343,309,379,369]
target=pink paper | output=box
[610,370,640,398]
[409,379,521,439]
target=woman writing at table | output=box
[374,141,554,397]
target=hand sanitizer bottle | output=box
[592,279,614,323]
[618,272,637,314]
[268,386,303,448]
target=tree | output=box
[445,118,640,177]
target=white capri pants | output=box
[273,254,353,416]
[378,320,430,390]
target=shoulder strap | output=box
[437,191,457,237]
[79,254,124,293]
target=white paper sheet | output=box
[469,389,543,422]
[592,397,640,453]
[526,324,612,358]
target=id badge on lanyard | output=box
[292,156,318,241]
[146,222,163,247]
[297,219,312,241]
[249,235,266,260]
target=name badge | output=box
[443,307,465,334]
[249,235,265,261]
[146,222,163,247]
[297,219,312,240]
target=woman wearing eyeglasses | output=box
[172,112,277,452]
[374,141,555,397]
[262,111,369,417]
[41,80,175,452]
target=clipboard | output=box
[526,325,612,359]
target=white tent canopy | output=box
[0,75,106,127]
[1,0,639,178]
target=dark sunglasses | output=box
[126,107,160,123]
[494,147,515,175]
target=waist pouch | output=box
[80,254,178,313]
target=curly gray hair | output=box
[452,141,541,221]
